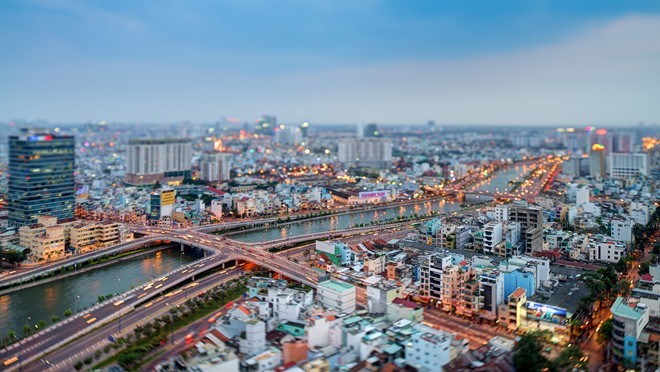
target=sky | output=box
[1,0,660,126]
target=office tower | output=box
[614,131,636,153]
[589,144,607,179]
[337,138,393,168]
[274,124,303,145]
[256,115,277,136]
[561,156,590,178]
[8,129,75,227]
[609,153,649,179]
[125,138,192,185]
[200,152,233,182]
[364,123,379,137]
[299,122,310,138]
[589,128,614,155]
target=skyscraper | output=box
[8,129,75,227]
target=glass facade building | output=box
[8,131,75,227]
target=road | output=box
[21,267,245,371]
[423,308,514,349]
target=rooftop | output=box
[611,297,647,321]
[319,280,355,292]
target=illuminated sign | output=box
[22,135,53,142]
[160,190,176,206]
[358,190,390,199]
[526,301,568,322]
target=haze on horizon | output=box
[1,0,659,126]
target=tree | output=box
[639,261,651,276]
[64,309,73,317]
[22,325,31,337]
[597,318,614,345]
[552,345,587,371]
[513,330,551,372]
[51,315,60,324]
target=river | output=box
[0,163,531,337]
[0,246,201,337]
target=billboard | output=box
[526,301,568,324]
[160,190,176,206]
[359,190,390,199]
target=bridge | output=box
[1,229,324,370]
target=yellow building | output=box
[498,287,527,331]
[19,216,67,262]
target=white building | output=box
[317,280,356,313]
[405,324,453,370]
[576,185,590,206]
[200,152,232,182]
[125,138,191,185]
[274,124,303,145]
[589,236,627,263]
[239,319,266,356]
[483,222,503,255]
[609,153,649,179]
[244,347,282,372]
[611,217,634,242]
[486,205,509,222]
[210,200,223,218]
[337,138,393,168]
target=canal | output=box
[470,163,533,194]
[230,199,464,243]
[231,163,533,243]
[0,246,202,337]
[0,162,532,337]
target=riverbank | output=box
[0,244,175,296]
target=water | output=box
[231,199,462,243]
[471,163,532,194]
[232,164,532,243]
[0,246,201,337]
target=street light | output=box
[74,295,80,313]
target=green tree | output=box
[22,324,31,337]
[639,261,651,276]
[64,308,73,317]
[552,345,587,371]
[513,330,551,372]
[51,315,60,324]
[597,318,614,345]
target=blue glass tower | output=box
[8,130,75,227]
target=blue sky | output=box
[1,0,659,125]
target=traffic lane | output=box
[10,257,235,367]
[26,269,244,370]
[143,297,249,370]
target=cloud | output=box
[0,13,659,124]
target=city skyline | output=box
[1,1,660,125]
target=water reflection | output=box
[0,246,200,336]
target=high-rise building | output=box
[125,138,192,185]
[256,115,277,136]
[8,129,75,227]
[589,144,607,178]
[337,138,392,168]
[614,131,636,153]
[509,204,544,255]
[610,297,649,366]
[200,152,232,182]
[609,153,649,179]
[364,123,379,137]
[274,124,303,145]
[299,121,310,138]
